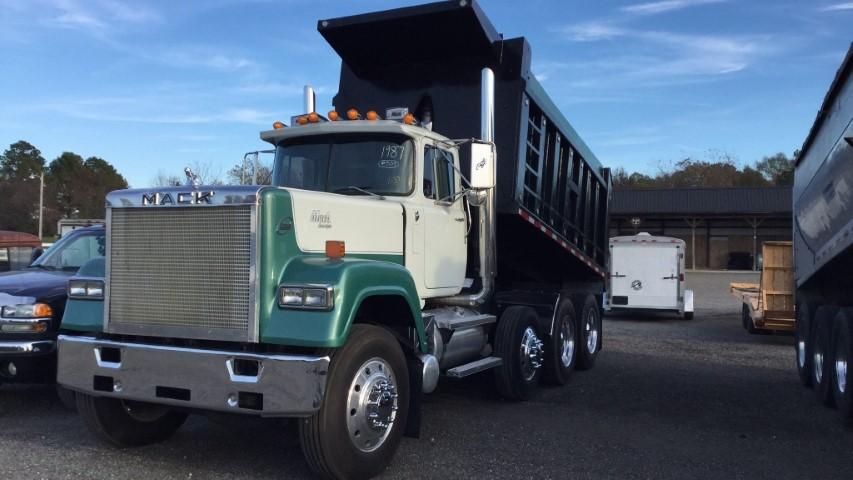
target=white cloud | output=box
[621,0,726,15]
[820,2,853,11]
[559,22,626,41]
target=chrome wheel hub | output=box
[797,340,806,368]
[520,327,544,381]
[559,316,575,368]
[346,357,398,453]
[585,310,599,354]
[814,348,824,384]
[837,355,848,394]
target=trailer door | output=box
[611,244,679,309]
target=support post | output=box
[38,170,44,240]
[684,217,701,270]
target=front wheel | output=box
[576,295,602,370]
[76,394,188,447]
[299,325,409,480]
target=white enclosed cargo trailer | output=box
[604,233,694,319]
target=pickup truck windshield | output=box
[29,231,105,271]
[272,133,414,196]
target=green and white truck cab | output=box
[57,2,612,478]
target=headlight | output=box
[68,279,105,300]
[1,303,53,319]
[277,285,333,310]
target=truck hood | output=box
[288,188,404,256]
[0,269,72,304]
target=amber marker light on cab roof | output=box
[366,110,379,121]
[297,116,309,125]
[273,121,285,129]
[325,240,345,259]
[328,110,339,121]
[308,112,319,123]
[403,113,415,125]
[346,109,360,120]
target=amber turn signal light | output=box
[328,110,339,121]
[273,121,285,129]
[325,240,345,259]
[403,113,415,125]
[346,109,360,120]
[297,116,308,125]
[366,110,379,121]
[308,112,319,123]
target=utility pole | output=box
[38,170,44,240]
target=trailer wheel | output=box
[76,393,188,447]
[831,310,853,424]
[299,325,409,480]
[493,306,544,400]
[576,295,602,371]
[543,297,577,386]
[743,304,760,334]
[812,307,836,407]
[795,302,813,388]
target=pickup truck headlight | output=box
[0,303,52,333]
[68,279,105,300]
[1,303,53,319]
[278,285,333,310]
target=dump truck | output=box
[792,43,853,425]
[730,241,795,334]
[56,1,611,477]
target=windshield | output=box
[0,247,35,272]
[272,134,414,196]
[30,231,105,271]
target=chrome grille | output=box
[107,206,255,341]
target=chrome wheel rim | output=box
[585,310,599,354]
[520,326,544,381]
[797,340,806,368]
[346,357,398,453]
[837,353,848,394]
[559,316,575,368]
[814,347,824,384]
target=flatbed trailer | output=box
[730,242,794,333]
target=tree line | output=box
[612,151,795,190]
[0,140,127,237]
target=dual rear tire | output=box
[807,306,853,425]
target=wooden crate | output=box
[760,241,794,323]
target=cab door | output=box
[422,143,467,290]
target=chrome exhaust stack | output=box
[303,85,316,113]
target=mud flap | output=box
[404,355,422,438]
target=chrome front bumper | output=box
[57,335,330,417]
[0,340,55,355]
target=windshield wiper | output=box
[27,264,56,271]
[332,186,385,200]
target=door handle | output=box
[454,217,465,222]
[662,275,677,280]
[612,273,626,278]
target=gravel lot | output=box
[2,271,852,479]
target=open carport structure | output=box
[610,187,792,270]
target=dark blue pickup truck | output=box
[0,225,104,386]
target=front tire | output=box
[76,394,188,447]
[299,325,409,480]
[576,295,602,370]
[493,306,544,400]
[543,297,577,386]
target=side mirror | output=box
[468,141,495,189]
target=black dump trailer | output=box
[793,43,853,424]
[319,0,611,296]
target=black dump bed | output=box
[319,1,610,286]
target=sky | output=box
[0,0,851,187]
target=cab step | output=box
[440,314,497,331]
[444,357,502,378]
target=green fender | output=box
[260,255,427,352]
[61,256,106,333]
